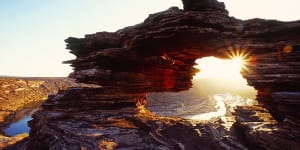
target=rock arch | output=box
[65,0,300,121]
[24,0,300,149]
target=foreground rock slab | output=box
[26,87,247,150]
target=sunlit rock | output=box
[0,77,82,126]
[234,105,300,149]
[0,133,28,149]
[21,0,300,149]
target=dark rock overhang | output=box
[65,0,300,89]
[65,0,300,58]
[63,0,300,122]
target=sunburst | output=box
[193,46,252,79]
[226,46,252,72]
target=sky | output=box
[0,0,299,77]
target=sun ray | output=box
[194,46,252,79]
[226,46,252,72]
[191,47,256,120]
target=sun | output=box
[230,56,244,71]
[193,50,250,79]
[227,47,251,69]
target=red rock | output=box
[22,0,300,149]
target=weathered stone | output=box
[182,0,227,13]
[65,32,122,57]
[0,133,28,150]
[26,90,231,149]
[233,106,300,150]
[0,77,84,126]
[20,0,300,149]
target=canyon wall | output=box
[0,77,88,148]
[0,77,83,125]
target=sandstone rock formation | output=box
[0,133,28,149]
[0,77,82,126]
[0,77,92,149]
[233,105,300,150]
[12,0,300,149]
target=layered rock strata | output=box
[233,105,300,149]
[0,77,85,126]
[22,0,300,149]
[243,50,300,120]
[0,78,88,149]
[27,89,235,149]
[0,133,28,149]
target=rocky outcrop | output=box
[0,133,28,149]
[243,50,300,121]
[27,90,230,149]
[233,105,300,149]
[64,0,300,121]
[0,78,88,149]
[22,0,300,149]
[181,0,227,13]
[0,77,94,149]
[0,77,85,126]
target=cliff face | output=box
[23,0,300,149]
[0,77,87,149]
[0,77,83,125]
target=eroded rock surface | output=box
[234,105,300,149]
[27,91,228,149]
[16,0,300,149]
[0,77,83,125]
[0,133,28,149]
[0,77,94,149]
[0,77,78,125]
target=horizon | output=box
[1,0,300,77]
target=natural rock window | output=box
[147,56,257,121]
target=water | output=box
[2,58,257,136]
[187,93,257,120]
[3,102,41,136]
[188,94,227,120]
[4,116,32,136]
[147,76,257,120]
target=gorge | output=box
[3,0,300,149]
[0,77,86,148]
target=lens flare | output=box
[227,47,251,71]
[193,47,250,79]
[190,48,255,121]
[283,45,293,53]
